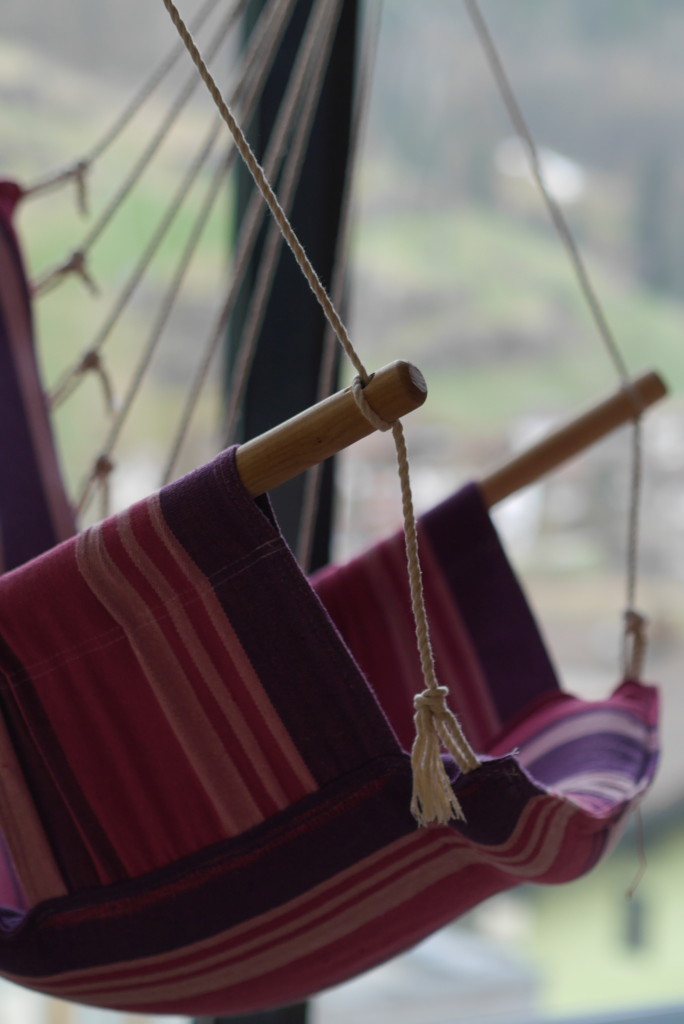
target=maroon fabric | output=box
[0,449,659,1014]
[0,181,75,572]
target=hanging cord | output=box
[161,0,368,380]
[76,0,299,518]
[161,0,337,483]
[295,0,384,571]
[161,0,480,824]
[23,0,229,214]
[52,0,294,420]
[220,0,345,452]
[50,117,224,412]
[33,0,248,298]
[464,0,647,681]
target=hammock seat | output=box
[0,443,658,1016]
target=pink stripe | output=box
[120,502,286,819]
[76,515,264,840]
[145,496,316,804]
[488,685,659,759]
[315,528,498,756]
[19,798,583,1010]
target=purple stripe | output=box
[525,730,656,789]
[158,448,401,783]
[421,484,559,726]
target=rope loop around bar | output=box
[351,376,391,432]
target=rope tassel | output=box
[411,687,476,825]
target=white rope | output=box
[23,0,230,210]
[295,0,384,571]
[161,0,340,483]
[33,0,248,297]
[76,0,300,515]
[464,0,647,680]
[50,115,225,411]
[219,0,345,449]
[161,0,481,824]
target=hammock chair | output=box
[0,0,665,1016]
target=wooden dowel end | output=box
[236,360,427,497]
[480,369,668,508]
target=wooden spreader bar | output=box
[236,362,667,502]
[236,361,427,497]
[479,370,667,508]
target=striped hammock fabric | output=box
[0,446,658,1016]
[0,182,75,571]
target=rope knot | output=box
[79,350,102,373]
[77,350,115,414]
[624,608,648,681]
[351,375,392,432]
[94,455,115,481]
[65,250,99,295]
[413,685,451,718]
[410,684,479,827]
[35,250,99,297]
[76,455,116,520]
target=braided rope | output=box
[33,0,246,296]
[220,0,344,448]
[161,0,339,483]
[161,0,480,823]
[23,0,228,207]
[465,0,648,679]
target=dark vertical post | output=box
[195,1007,308,1024]
[205,2,358,1021]
[227,0,358,571]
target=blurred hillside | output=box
[364,1,684,296]
[4,0,684,303]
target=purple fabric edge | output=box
[158,447,403,782]
[421,483,561,727]
[0,188,75,570]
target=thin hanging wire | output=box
[76,0,299,517]
[33,0,249,297]
[464,0,645,671]
[23,0,228,206]
[161,0,341,484]
[50,0,293,413]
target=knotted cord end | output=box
[77,454,115,520]
[34,250,98,297]
[410,686,478,826]
[624,608,648,681]
[79,350,116,414]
